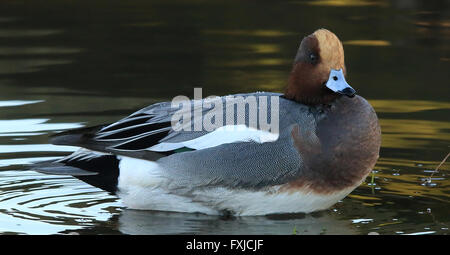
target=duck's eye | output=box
[309,53,317,63]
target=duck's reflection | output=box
[113,209,358,235]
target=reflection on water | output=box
[0,0,449,234]
[112,209,359,235]
[343,40,391,46]
[299,0,389,7]
[0,100,44,108]
[0,118,83,134]
[203,29,296,37]
[0,170,119,235]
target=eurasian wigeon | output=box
[33,28,381,216]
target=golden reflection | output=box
[369,100,450,149]
[343,40,391,46]
[379,119,450,149]
[361,202,382,206]
[257,82,286,91]
[210,43,281,54]
[348,194,382,201]
[298,0,388,7]
[235,70,287,91]
[363,157,450,202]
[414,21,450,28]
[379,182,449,202]
[377,221,402,227]
[211,58,289,67]
[369,99,450,113]
[246,44,281,54]
[376,157,440,170]
[203,29,294,37]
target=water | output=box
[0,0,449,235]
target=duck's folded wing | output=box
[50,92,283,159]
[46,93,317,190]
[156,134,304,189]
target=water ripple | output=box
[0,170,120,234]
[0,100,44,108]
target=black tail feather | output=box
[31,155,120,194]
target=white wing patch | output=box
[148,125,279,152]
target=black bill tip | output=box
[339,87,356,98]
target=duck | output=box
[32,28,381,216]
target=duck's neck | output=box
[284,62,340,105]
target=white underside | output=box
[116,156,359,216]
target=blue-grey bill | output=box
[325,69,356,97]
